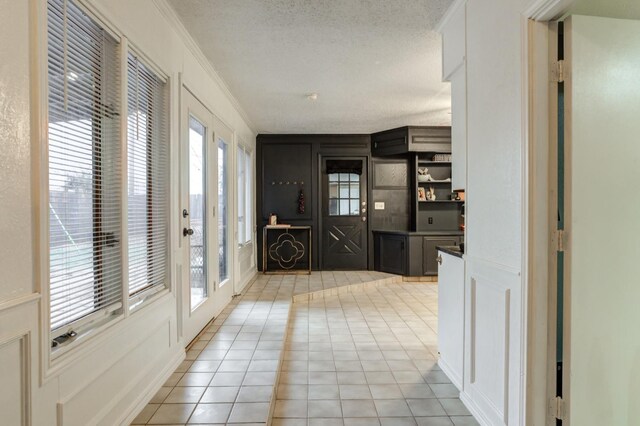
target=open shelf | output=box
[418,200,464,203]
[418,161,451,165]
[418,180,452,184]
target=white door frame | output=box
[180,86,232,345]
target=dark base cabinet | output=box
[374,231,462,276]
[422,236,461,275]
[374,233,408,275]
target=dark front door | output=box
[321,157,368,270]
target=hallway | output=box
[131,272,476,425]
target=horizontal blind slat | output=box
[127,52,169,295]
[48,0,123,333]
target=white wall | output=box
[461,0,529,424]
[0,0,257,424]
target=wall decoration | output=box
[298,189,305,214]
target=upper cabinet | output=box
[437,0,467,191]
[371,126,451,156]
[449,66,466,192]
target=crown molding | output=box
[152,0,258,135]
[523,0,573,20]
[435,0,467,33]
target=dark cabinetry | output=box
[422,236,462,275]
[371,126,452,156]
[374,232,463,276]
[374,233,407,275]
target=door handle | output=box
[182,209,189,218]
[361,217,366,222]
[436,255,443,265]
[183,227,194,237]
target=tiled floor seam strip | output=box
[292,276,404,303]
[262,275,404,425]
[265,298,294,426]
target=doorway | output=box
[180,88,233,344]
[320,157,368,270]
[545,15,640,425]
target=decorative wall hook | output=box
[298,189,305,214]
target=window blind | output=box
[127,53,169,296]
[47,0,122,333]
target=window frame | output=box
[237,144,253,247]
[328,173,361,217]
[126,48,171,310]
[46,0,124,348]
[39,0,173,369]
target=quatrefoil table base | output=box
[262,226,312,275]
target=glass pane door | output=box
[217,138,229,284]
[189,116,207,309]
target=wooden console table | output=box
[262,226,312,275]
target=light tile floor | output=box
[273,284,478,426]
[130,272,478,426]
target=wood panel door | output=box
[321,157,368,270]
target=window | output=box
[46,0,170,349]
[218,139,229,283]
[127,53,169,299]
[237,145,252,245]
[47,0,122,339]
[188,116,207,309]
[328,173,360,216]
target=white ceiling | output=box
[168,0,453,134]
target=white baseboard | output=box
[460,390,492,426]
[438,358,463,391]
[235,269,257,295]
[117,348,186,426]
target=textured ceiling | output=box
[168,0,453,134]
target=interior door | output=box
[180,88,230,344]
[321,157,368,270]
[555,16,640,426]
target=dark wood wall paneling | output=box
[257,134,372,270]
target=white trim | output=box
[523,0,572,20]
[235,270,257,296]
[0,293,41,314]
[438,358,463,391]
[117,347,185,426]
[120,36,131,318]
[460,390,491,426]
[462,255,521,277]
[152,0,257,135]
[520,15,531,426]
[435,0,467,33]
[126,42,170,84]
[0,331,32,426]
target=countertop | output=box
[372,229,464,236]
[437,245,464,259]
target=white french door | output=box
[180,88,232,344]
